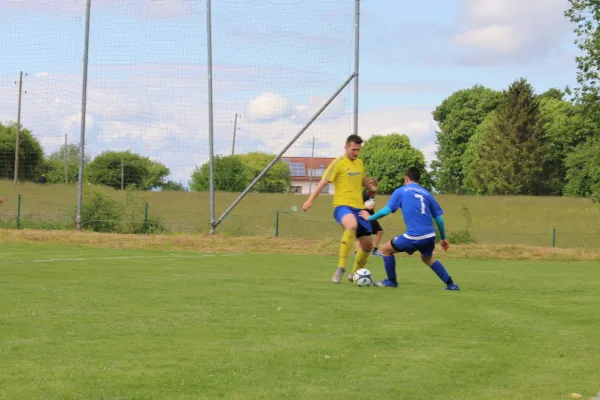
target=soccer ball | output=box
[364,199,375,209]
[353,268,372,287]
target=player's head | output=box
[404,167,421,184]
[365,178,377,197]
[345,134,363,160]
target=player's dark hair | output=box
[405,167,421,183]
[346,134,363,145]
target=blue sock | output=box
[430,260,451,284]
[383,256,396,281]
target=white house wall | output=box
[290,180,335,195]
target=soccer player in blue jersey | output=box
[359,167,460,290]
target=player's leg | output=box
[332,206,358,284]
[372,239,400,287]
[419,239,460,291]
[373,235,418,288]
[371,221,384,256]
[349,226,373,280]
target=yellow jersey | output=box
[323,155,365,209]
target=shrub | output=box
[79,187,167,234]
[80,189,122,232]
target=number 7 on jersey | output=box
[414,194,425,214]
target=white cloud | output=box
[453,0,571,63]
[239,104,437,163]
[0,0,193,19]
[454,25,520,52]
[420,142,438,165]
[294,95,347,122]
[246,92,294,122]
[0,64,441,185]
[60,112,94,136]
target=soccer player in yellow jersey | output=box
[302,134,377,283]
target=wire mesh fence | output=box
[1,189,599,250]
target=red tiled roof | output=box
[283,156,336,166]
[283,156,337,180]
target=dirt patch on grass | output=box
[2,229,600,261]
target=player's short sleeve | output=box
[429,193,444,218]
[323,158,341,183]
[386,188,403,213]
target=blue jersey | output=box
[386,182,444,239]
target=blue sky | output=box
[0,0,579,183]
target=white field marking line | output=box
[0,253,245,265]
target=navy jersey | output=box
[362,190,375,215]
[386,182,443,239]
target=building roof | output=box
[282,156,337,182]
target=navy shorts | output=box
[391,235,436,257]
[333,206,372,238]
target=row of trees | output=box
[427,0,600,201]
[0,121,295,192]
[0,119,429,194]
[430,81,599,200]
[0,121,175,190]
[2,0,600,200]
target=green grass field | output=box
[1,180,600,248]
[1,242,600,399]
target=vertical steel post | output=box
[76,0,91,230]
[206,0,216,234]
[353,0,360,136]
[144,203,149,234]
[17,194,21,230]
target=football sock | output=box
[383,255,396,281]
[351,248,370,275]
[430,260,452,284]
[338,230,356,269]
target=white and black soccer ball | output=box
[353,268,372,287]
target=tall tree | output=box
[190,153,291,193]
[236,152,291,193]
[462,111,496,194]
[431,85,502,194]
[160,180,187,191]
[565,0,600,116]
[87,150,170,190]
[564,137,600,202]
[536,96,596,195]
[359,133,431,194]
[189,155,248,192]
[40,143,91,184]
[469,78,545,195]
[0,121,45,181]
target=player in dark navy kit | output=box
[359,167,460,290]
[355,188,384,257]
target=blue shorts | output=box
[333,206,372,238]
[391,235,436,257]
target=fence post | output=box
[275,210,280,237]
[16,194,21,230]
[143,203,149,234]
[552,229,556,248]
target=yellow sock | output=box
[351,249,370,275]
[338,230,356,269]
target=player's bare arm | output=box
[359,205,391,222]
[434,214,450,251]
[302,178,330,211]
[363,176,377,192]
